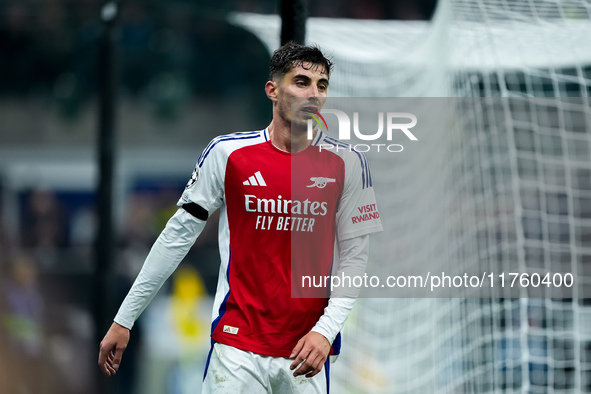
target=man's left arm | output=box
[289,234,369,377]
[290,149,381,378]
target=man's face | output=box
[273,62,329,130]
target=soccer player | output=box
[98,42,382,393]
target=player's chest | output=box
[224,148,344,202]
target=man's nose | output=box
[308,85,320,98]
[307,93,320,107]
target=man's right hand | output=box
[98,322,130,376]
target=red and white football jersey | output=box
[178,129,382,357]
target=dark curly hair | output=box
[269,42,334,81]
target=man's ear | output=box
[265,80,278,102]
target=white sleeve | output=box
[114,208,206,329]
[310,234,369,344]
[336,151,382,241]
[177,137,226,215]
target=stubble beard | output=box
[279,99,308,133]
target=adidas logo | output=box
[243,171,267,186]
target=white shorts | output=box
[202,342,330,394]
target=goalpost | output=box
[231,1,591,392]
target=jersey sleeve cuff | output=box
[310,327,335,345]
[114,315,134,330]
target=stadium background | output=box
[1,0,591,393]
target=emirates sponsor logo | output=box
[244,195,328,216]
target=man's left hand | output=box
[289,331,331,378]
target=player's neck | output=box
[267,120,314,153]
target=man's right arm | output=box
[98,207,206,375]
[114,208,206,328]
[99,134,226,376]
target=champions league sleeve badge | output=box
[186,167,199,189]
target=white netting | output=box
[231,1,591,392]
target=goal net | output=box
[231,0,591,392]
